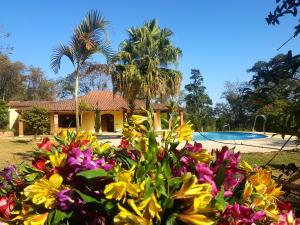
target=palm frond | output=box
[50,44,74,73]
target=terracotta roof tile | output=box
[10,91,167,112]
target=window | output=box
[58,114,76,128]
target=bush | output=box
[94,107,101,133]
[22,106,50,136]
[0,100,9,129]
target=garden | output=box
[0,1,300,224]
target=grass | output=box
[0,138,35,169]
[241,150,300,167]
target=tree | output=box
[51,10,111,131]
[26,66,55,100]
[0,100,8,129]
[0,54,26,101]
[55,64,111,100]
[79,100,91,127]
[94,106,101,133]
[22,107,50,138]
[112,19,182,111]
[184,69,213,131]
[214,103,231,131]
[0,27,13,55]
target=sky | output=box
[1,0,299,104]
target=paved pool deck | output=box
[99,132,299,153]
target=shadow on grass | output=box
[12,152,33,161]
[10,140,32,144]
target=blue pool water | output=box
[193,132,267,141]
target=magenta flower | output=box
[56,189,75,211]
[195,163,218,195]
[185,142,203,152]
[222,203,265,225]
[67,148,114,173]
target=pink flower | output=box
[0,194,15,219]
[185,142,203,152]
[222,203,265,225]
[195,163,218,195]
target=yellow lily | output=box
[24,173,63,209]
[138,193,162,220]
[23,213,48,225]
[187,151,212,164]
[114,203,150,225]
[49,151,66,168]
[177,214,214,225]
[104,166,141,201]
[174,173,211,199]
[177,122,193,143]
[242,181,253,201]
[240,160,254,172]
[131,115,148,125]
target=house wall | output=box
[49,110,124,134]
[100,111,123,132]
[155,111,162,131]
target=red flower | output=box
[37,137,51,151]
[32,156,46,171]
[0,194,15,219]
[119,138,130,149]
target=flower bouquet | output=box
[0,109,299,225]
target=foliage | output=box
[26,66,55,101]
[266,0,300,47]
[94,107,101,133]
[244,51,300,143]
[112,19,182,110]
[184,69,213,131]
[22,106,50,136]
[0,100,9,129]
[55,64,111,100]
[0,53,55,101]
[51,10,111,130]
[1,109,298,224]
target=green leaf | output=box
[166,213,177,225]
[76,168,108,179]
[163,158,171,178]
[47,209,73,225]
[24,173,39,182]
[215,163,226,188]
[214,186,228,212]
[74,189,101,204]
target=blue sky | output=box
[1,0,299,104]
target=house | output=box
[8,91,184,136]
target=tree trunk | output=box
[75,68,80,132]
[145,98,150,110]
[128,101,136,118]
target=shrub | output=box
[22,106,50,136]
[0,100,9,129]
[94,107,101,133]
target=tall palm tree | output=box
[112,19,182,110]
[51,10,111,131]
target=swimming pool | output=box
[193,132,267,141]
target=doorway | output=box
[101,114,114,132]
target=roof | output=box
[9,91,168,112]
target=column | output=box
[180,111,184,126]
[153,111,158,130]
[18,114,24,137]
[53,113,59,134]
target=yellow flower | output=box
[177,214,214,225]
[174,173,211,199]
[114,203,150,225]
[23,213,48,225]
[104,166,141,201]
[138,193,162,220]
[49,151,66,168]
[24,174,63,209]
[138,137,149,152]
[242,181,253,200]
[187,151,212,164]
[131,115,148,125]
[192,193,213,213]
[177,122,193,142]
[240,160,254,172]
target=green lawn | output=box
[0,137,299,171]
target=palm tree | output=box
[51,10,111,131]
[112,19,182,110]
